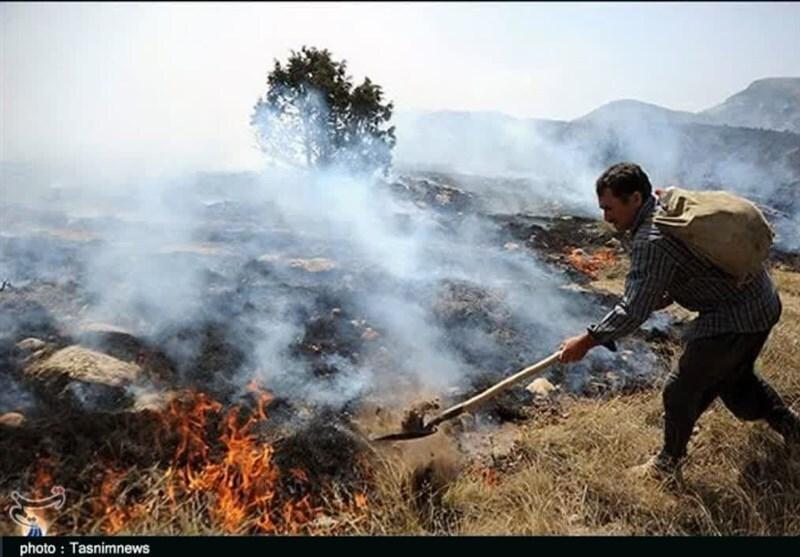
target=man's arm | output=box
[561,240,676,362]
[588,239,677,344]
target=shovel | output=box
[373,350,563,442]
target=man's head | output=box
[595,162,652,232]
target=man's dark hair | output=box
[595,162,652,201]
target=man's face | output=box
[598,189,642,232]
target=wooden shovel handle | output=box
[426,351,562,429]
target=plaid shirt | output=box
[588,195,782,344]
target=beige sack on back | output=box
[653,187,774,284]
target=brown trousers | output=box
[661,329,797,460]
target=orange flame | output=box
[155,390,324,534]
[91,464,147,534]
[481,468,499,487]
[353,492,368,510]
[34,387,369,535]
[566,247,617,280]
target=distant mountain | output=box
[575,99,712,127]
[702,77,800,134]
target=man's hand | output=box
[559,333,599,363]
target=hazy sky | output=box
[2,2,799,177]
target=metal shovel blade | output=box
[371,427,438,442]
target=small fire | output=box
[94,464,146,534]
[353,492,368,510]
[147,390,318,534]
[23,387,369,534]
[565,247,617,280]
[480,468,499,487]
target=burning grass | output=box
[565,247,619,281]
[1,388,372,535]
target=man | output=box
[559,162,800,481]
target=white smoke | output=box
[79,176,209,335]
[7,85,796,418]
[225,162,608,409]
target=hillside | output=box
[703,77,800,134]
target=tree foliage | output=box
[251,46,396,175]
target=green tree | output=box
[251,46,396,176]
